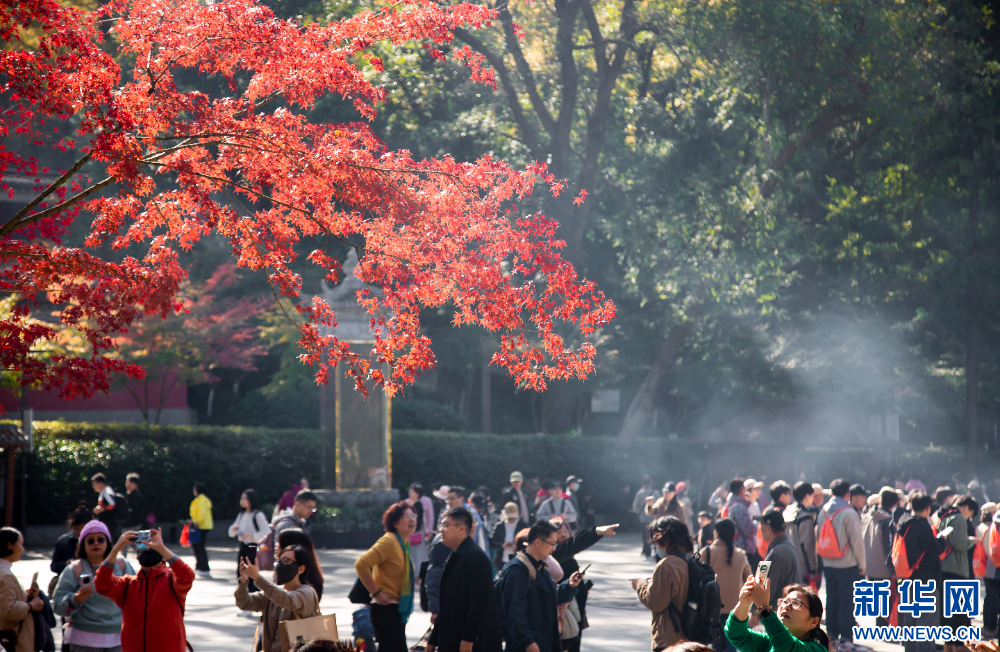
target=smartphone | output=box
[79,573,93,586]
[756,561,772,584]
[30,571,38,588]
[134,530,151,544]
[579,564,592,575]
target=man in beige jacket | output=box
[0,527,43,652]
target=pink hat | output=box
[79,520,111,542]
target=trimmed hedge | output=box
[21,422,703,525]
[24,423,322,525]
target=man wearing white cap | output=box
[489,503,529,570]
[745,479,764,518]
[500,472,531,522]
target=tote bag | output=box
[279,613,337,651]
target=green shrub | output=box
[25,422,322,525]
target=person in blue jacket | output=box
[496,521,582,652]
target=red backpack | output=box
[817,507,850,558]
[988,521,1000,568]
[891,524,926,579]
[756,524,769,557]
[973,531,988,578]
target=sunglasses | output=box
[85,537,107,546]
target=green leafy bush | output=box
[25,423,322,525]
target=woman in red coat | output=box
[96,528,195,652]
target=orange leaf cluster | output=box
[1,0,615,402]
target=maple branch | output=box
[0,176,115,238]
[6,151,94,227]
[453,28,544,160]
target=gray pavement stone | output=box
[18,533,983,651]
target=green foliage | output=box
[25,422,322,525]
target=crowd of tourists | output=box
[0,469,997,652]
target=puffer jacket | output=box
[861,508,895,579]
[95,558,194,652]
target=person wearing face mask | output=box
[53,520,135,652]
[95,528,194,652]
[235,545,321,652]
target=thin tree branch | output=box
[453,27,544,160]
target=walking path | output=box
[20,533,983,651]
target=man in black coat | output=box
[896,491,943,652]
[427,507,502,652]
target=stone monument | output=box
[315,250,394,507]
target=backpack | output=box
[259,514,297,571]
[667,552,722,645]
[932,509,959,561]
[989,522,1000,568]
[973,533,988,578]
[494,553,535,643]
[756,524,768,557]
[891,522,926,579]
[817,507,850,559]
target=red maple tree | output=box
[1,0,615,407]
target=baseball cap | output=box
[503,502,519,519]
[753,506,785,529]
[510,471,524,482]
[662,481,677,493]
[850,483,868,497]
[566,475,583,485]
[744,479,764,490]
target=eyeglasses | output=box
[85,537,107,546]
[537,538,557,548]
[277,558,297,566]
[778,597,806,610]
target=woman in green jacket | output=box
[725,575,831,652]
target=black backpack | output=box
[667,551,722,645]
[493,556,532,642]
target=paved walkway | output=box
[17,533,985,651]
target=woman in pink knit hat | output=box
[52,519,134,651]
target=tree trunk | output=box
[965,177,980,474]
[481,338,492,434]
[618,319,697,440]
[966,337,978,474]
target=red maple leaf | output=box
[0,0,616,410]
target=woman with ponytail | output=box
[727,578,831,652]
[699,518,751,652]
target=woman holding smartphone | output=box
[53,520,134,652]
[228,489,271,596]
[235,545,320,652]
